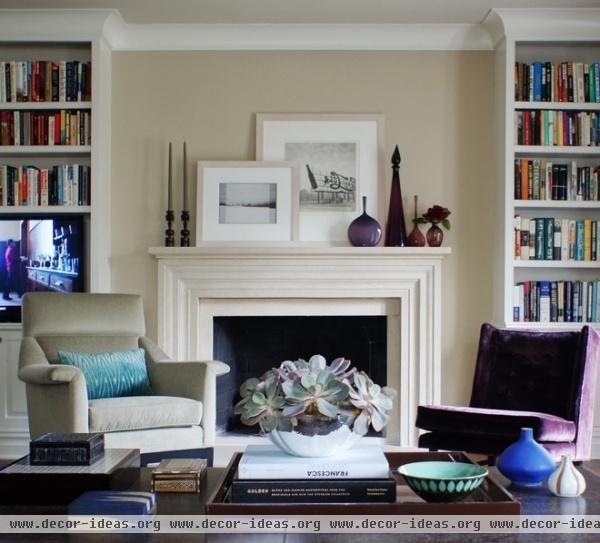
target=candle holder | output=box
[180,210,190,247]
[165,209,175,247]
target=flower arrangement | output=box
[234,355,397,436]
[415,205,451,230]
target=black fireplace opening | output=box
[213,315,387,435]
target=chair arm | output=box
[148,359,230,447]
[19,364,83,385]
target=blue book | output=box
[68,491,156,515]
[533,62,543,101]
[576,221,584,261]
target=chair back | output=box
[470,323,600,427]
[21,293,145,364]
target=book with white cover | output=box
[238,445,389,480]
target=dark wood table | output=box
[1,462,600,542]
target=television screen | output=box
[0,217,84,322]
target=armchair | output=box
[416,323,600,461]
[18,292,229,465]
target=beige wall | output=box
[111,51,495,406]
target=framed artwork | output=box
[256,113,385,243]
[196,161,299,243]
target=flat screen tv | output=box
[0,216,85,322]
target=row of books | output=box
[0,164,91,207]
[514,216,600,261]
[515,61,600,103]
[0,110,91,146]
[513,280,600,323]
[515,110,600,147]
[514,159,600,201]
[0,60,91,103]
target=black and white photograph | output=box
[285,142,358,211]
[218,182,277,224]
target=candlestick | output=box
[166,142,173,211]
[182,141,187,210]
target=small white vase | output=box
[547,454,586,497]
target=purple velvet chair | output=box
[417,323,600,461]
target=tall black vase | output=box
[384,145,407,246]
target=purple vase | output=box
[348,196,382,247]
[384,145,407,246]
[426,224,444,247]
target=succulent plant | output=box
[236,355,396,436]
[346,372,397,435]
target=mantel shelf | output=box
[149,245,452,259]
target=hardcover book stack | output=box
[0,60,92,102]
[0,164,91,206]
[514,215,600,261]
[232,445,396,504]
[513,280,600,323]
[514,159,600,201]
[515,61,600,103]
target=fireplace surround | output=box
[149,245,450,448]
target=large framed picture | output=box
[256,113,385,243]
[196,161,299,243]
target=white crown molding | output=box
[484,8,600,46]
[107,22,493,51]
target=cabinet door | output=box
[0,330,29,457]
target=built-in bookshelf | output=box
[494,32,600,329]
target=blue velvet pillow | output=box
[57,349,153,400]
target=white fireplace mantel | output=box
[149,245,450,447]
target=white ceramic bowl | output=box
[268,424,361,457]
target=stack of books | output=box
[231,445,396,504]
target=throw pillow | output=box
[57,348,153,400]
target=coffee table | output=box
[0,462,600,542]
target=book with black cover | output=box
[30,432,104,466]
[230,476,396,504]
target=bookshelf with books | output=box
[485,8,600,331]
[0,10,112,458]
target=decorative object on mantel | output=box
[415,204,451,247]
[384,145,407,246]
[547,454,586,497]
[234,355,396,457]
[406,195,426,247]
[164,142,175,247]
[180,141,190,247]
[256,113,385,243]
[196,161,299,243]
[497,427,556,486]
[347,196,382,247]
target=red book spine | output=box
[54,112,60,144]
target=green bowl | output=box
[398,461,488,503]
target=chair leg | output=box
[140,447,214,467]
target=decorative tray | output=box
[206,450,520,515]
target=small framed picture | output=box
[196,161,299,243]
[256,113,385,243]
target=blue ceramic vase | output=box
[497,427,556,486]
[347,196,382,247]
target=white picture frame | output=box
[196,161,299,244]
[256,113,385,243]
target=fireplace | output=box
[213,315,387,434]
[149,245,449,448]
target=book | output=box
[230,477,396,504]
[29,432,104,466]
[68,491,156,515]
[237,445,390,480]
[151,458,207,493]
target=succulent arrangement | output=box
[234,355,396,435]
